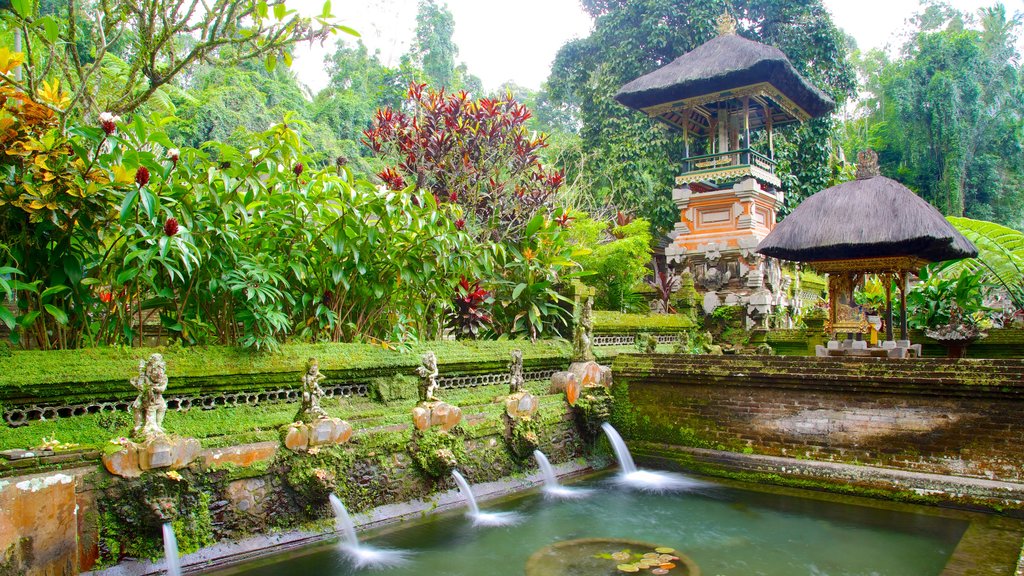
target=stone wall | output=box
[0,396,590,575]
[614,354,1024,482]
[766,327,1024,358]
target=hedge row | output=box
[593,311,694,334]
[0,340,572,404]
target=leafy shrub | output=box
[568,213,653,311]
[448,276,493,339]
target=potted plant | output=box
[908,268,993,358]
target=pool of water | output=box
[208,473,968,576]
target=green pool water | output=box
[210,474,969,576]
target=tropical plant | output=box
[937,217,1024,310]
[0,0,348,122]
[569,213,653,311]
[362,83,565,243]
[448,276,493,339]
[648,266,679,313]
[490,214,587,340]
[907,268,992,331]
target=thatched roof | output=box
[615,33,835,125]
[756,175,977,263]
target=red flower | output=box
[135,166,150,187]
[377,167,406,191]
[293,163,304,177]
[99,112,120,135]
[100,291,112,304]
[454,218,466,230]
[163,217,179,237]
[448,191,458,203]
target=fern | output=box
[936,217,1024,309]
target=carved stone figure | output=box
[416,351,440,402]
[130,353,168,439]
[296,357,329,422]
[572,295,595,362]
[508,349,524,394]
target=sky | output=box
[291,0,1024,94]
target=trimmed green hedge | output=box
[593,311,694,334]
[0,340,571,404]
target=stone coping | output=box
[84,460,593,576]
[632,443,1024,508]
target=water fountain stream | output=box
[532,450,592,499]
[601,422,706,492]
[451,470,523,527]
[328,494,410,568]
[162,523,181,576]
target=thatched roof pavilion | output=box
[756,151,978,341]
[615,15,834,138]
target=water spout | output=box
[600,422,637,473]
[532,450,592,499]
[451,470,523,527]
[162,523,181,576]
[328,494,410,568]
[601,422,707,493]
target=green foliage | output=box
[548,0,856,230]
[840,5,1024,226]
[367,374,419,404]
[570,214,653,311]
[282,444,353,512]
[940,217,1024,310]
[0,0,347,121]
[907,268,992,330]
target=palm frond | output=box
[936,217,1024,309]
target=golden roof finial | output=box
[716,12,737,36]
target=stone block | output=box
[549,371,576,394]
[141,437,174,470]
[505,391,539,419]
[102,447,141,479]
[283,425,310,451]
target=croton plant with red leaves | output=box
[449,275,493,338]
[363,83,564,242]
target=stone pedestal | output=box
[411,401,463,432]
[505,391,539,419]
[102,435,201,478]
[282,418,353,452]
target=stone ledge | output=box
[632,442,1024,511]
[83,460,594,576]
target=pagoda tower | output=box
[615,13,834,320]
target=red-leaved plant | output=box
[648,266,680,313]
[363,84,563,242]
[449,276,493,339]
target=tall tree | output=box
[844,3,1024,228]
[548,0,856,230]
[0,0,346,123]
[401,0,481,93]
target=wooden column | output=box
[743,97,751,149]
[899,271,908,340]
[884,272,894,341]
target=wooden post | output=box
[765,109,774,159]
[884,272,893,341]
[682,111,691,158]
[743,97,750,150]
[899,271,908,340]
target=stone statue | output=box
[130,353,168,439]
[416,351,440,402]
[572,295,595,362]
[508,349,524,394]
[296,357,329,422]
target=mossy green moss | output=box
[506,416,541,459]
[408,428,466,478]
[593,311,693,335]
[367,374,418,403]
[96,471,215,566]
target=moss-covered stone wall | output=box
[766,328,1024,358]
[0,377,591,576]
[614,354,1024,482]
